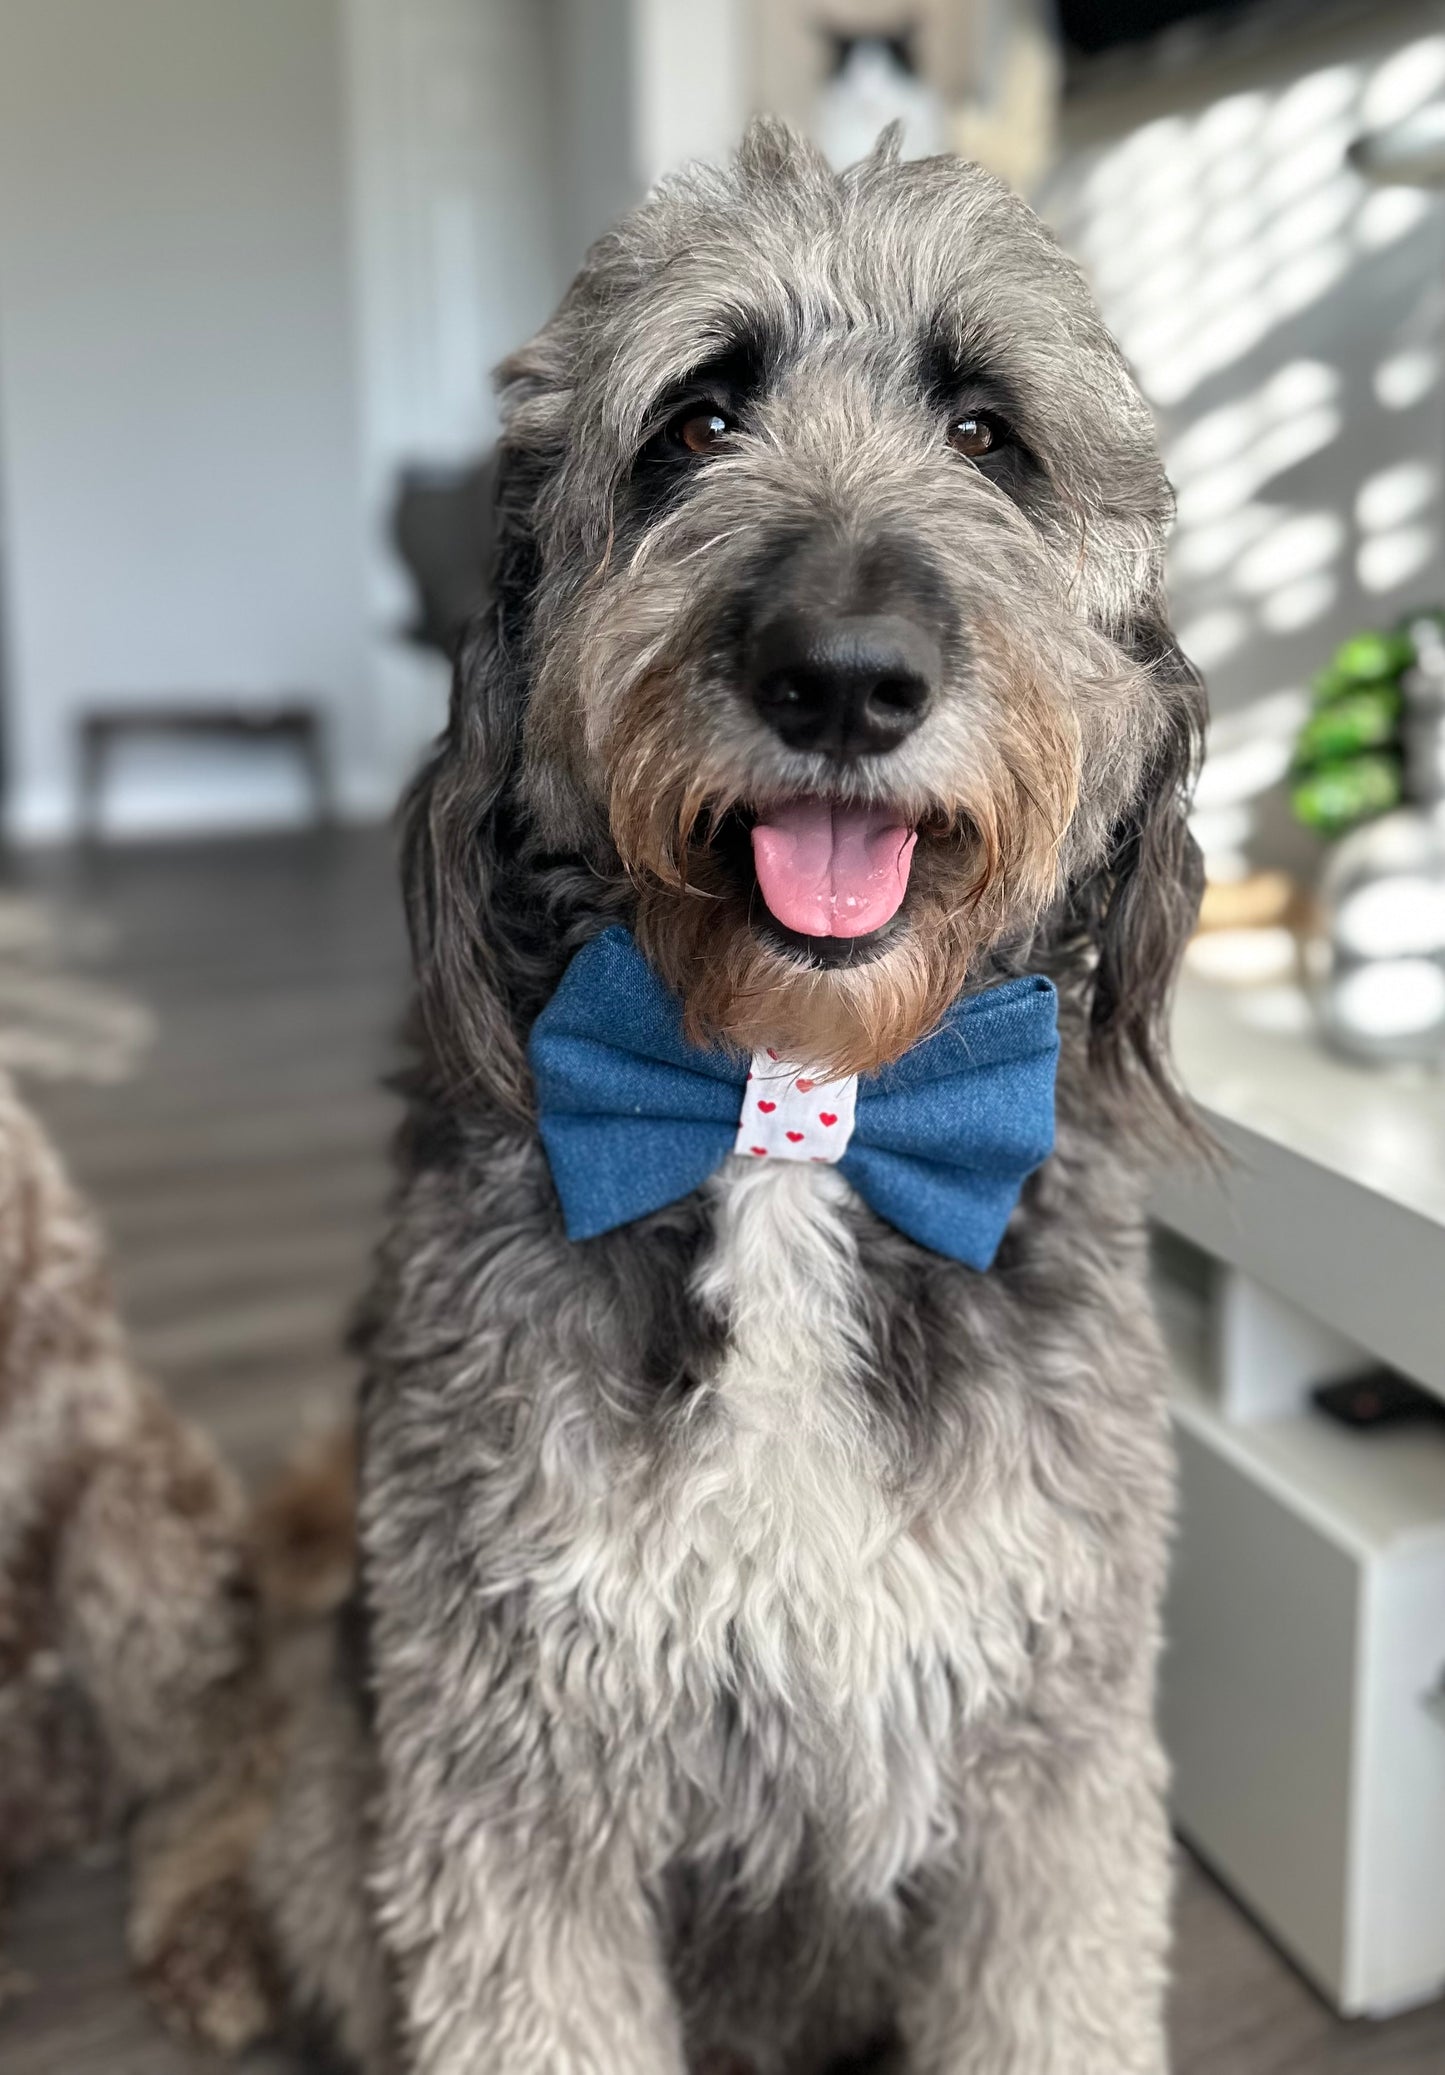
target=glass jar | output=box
[1310,807,1445,1064]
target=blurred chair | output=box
[391,454,498,661]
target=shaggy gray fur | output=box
[265,122,1204,2075]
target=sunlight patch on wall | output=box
[1361,36,1445,130]
[1358,184,1434,249]
[1358,525,1436,593]
[1233,511,1345,596]
[1189,689,1309,881]
[1050,32,1445,876]
[1375,345,1439,409]
[1260,573,1338,634]
[1354,458,1439,593]
[1355,460,1435,531]
[1175,605,1250,671]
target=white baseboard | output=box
[6,762,399,844]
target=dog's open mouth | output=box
[697,798,923,967]
[750,799,917,940]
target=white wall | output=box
[345,0,752,791]
[549,0,750,277]
[0,0,381,838]
[633,0,749,195]
[550,0,644,277]
[0,0,755,840]
[344,0,562,796]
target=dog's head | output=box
[407,123,1204,1128]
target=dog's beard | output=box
[605,657,1080,1079]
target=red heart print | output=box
[796,1078,815,1092]
[819,1112,838,1127]
[757,1100,776,1113]
[766,1048,779,1060]
[751,1145,768,1156]
[786,1130,804,1143]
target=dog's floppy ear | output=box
[1075,605,1206,1136]
[399,448,539,1120]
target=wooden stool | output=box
[77,703,332,841]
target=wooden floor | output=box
[1,827,1440,2075]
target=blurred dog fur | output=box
[63,122,1207,2075]
[0,1065,279,2047]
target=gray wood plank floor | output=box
[1,828,1439,2074]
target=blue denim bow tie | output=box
[528,927,1058,1270]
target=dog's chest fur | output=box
[537,1159,1037,1900]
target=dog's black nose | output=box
[750,612,938,758]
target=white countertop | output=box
[1156,974,1445,1400]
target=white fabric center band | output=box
[731,1050,860,1164]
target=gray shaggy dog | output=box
[259,120,1206,2075]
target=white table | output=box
[1154,974,1445,2019]
[1160,973,1445,1399]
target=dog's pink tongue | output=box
[751,801,917,938]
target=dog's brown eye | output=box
[673,408,732,455]
[947,414,998,459]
